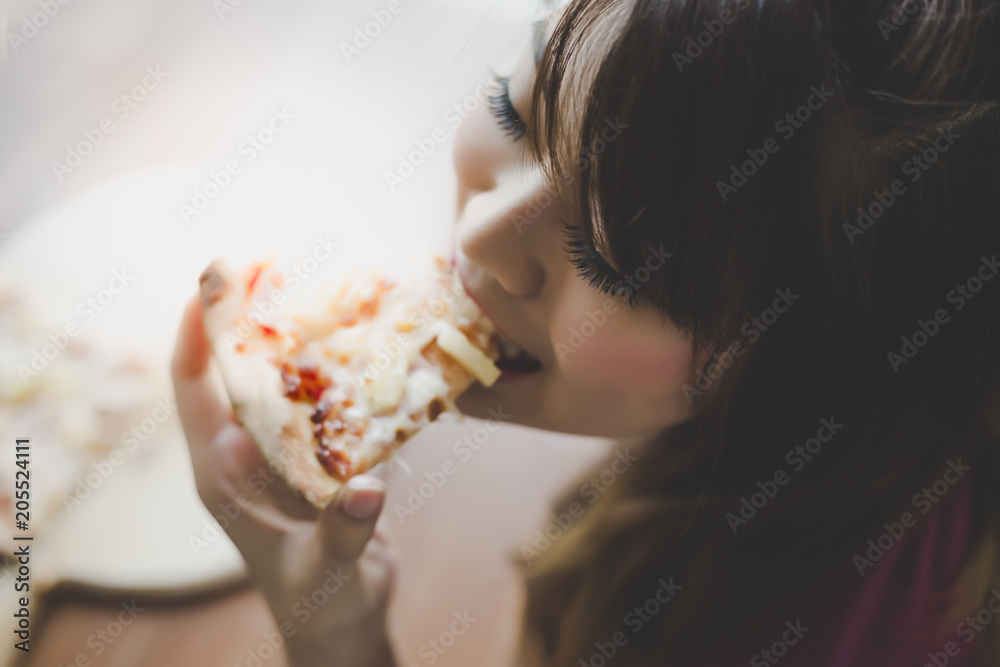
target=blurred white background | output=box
[1,0,543,242]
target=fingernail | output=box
[343,478,384,520]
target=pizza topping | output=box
[458,321,496,354]
[418,344,470,399]
[432,321,502,386]
[368,353,408,414]
[317,445,351,479]
[427,397,445,422]
[316,416,349,441]
[199,254,502,504]
[312,399,363,479]
[359,279,398,319]
[281,361,331,402]
[247,265,265,296]
[310,398,334,425]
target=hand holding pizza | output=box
[171,295,400,667]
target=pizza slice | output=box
[198,253,501,508]
[0,291,160,544]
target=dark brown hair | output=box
[517,0,1000,664]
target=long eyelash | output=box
[487,70,526,141]
[561,222,638,307]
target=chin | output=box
[454,371,543,428]
[455,383,615,438]
[454,370,682,439]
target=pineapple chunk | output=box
[432,322,501,387]
[368,354,407,414]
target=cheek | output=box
[570,332,692,396]
[556,300,693,397]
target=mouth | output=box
[455,260,544,382]
[492,329,543,379]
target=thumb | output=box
[316,476,387,561]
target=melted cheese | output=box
[231,255,498,479]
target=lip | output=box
[455,258,544,366]
[457,261,514,342]
[496,367,543,383]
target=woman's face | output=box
[451,19,696,439]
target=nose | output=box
[456,170,548,299]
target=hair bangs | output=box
[528,0,832,352]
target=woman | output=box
[172,0,1000,664]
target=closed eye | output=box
[562,222,638,308]
[487,70,526,141]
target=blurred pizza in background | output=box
[0,291,160,546]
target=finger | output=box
[211,420,320,523]
[172,294,319,522]
[315,476,387,561]
[171,294,230,462]
[205,422,297,563]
